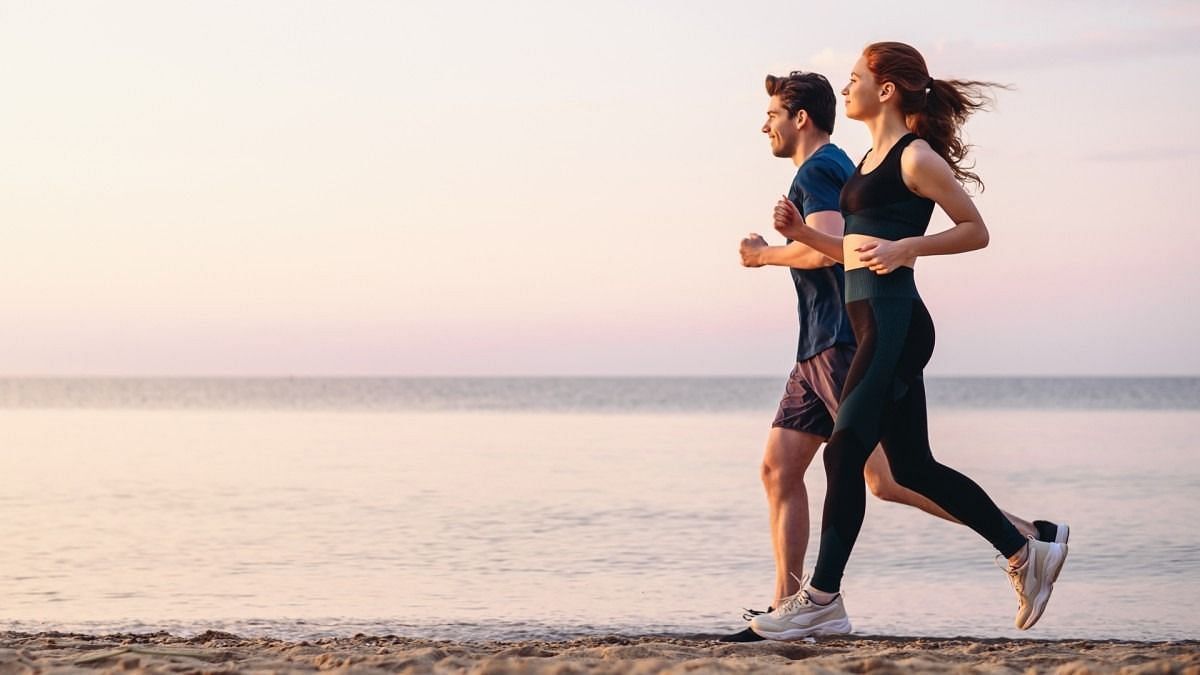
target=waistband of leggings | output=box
[844,266,919,302]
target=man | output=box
[724,71,1066,642]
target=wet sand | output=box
[1,631,1197,674]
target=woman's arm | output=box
[857,142,989,274]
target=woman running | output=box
[752,41,1068,639]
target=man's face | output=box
[762,95,799,158]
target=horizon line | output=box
[0,374,1195,380]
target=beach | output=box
[2,631,1197,674]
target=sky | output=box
[1,0,1198,376]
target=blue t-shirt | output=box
[787,143,856,362]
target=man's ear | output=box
[793,109,808,130]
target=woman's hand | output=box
[855,239,914,275]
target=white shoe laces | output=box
[996,547,1034,609]
[774,572,815,615]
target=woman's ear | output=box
[879,82,895,103]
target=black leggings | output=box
[810,268,1027,593]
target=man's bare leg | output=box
[862,446,1037,538]
[760,427,823,607]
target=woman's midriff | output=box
[843,233,917,272]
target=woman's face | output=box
[841,55,879,121]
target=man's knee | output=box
[761,428,821,494]
[863,445,920,501]
[758,449,806,492]
[864,467,905,503]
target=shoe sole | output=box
[751,617,852,640]
[1021,543,1068,630]
[718,627,766,643]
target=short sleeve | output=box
[795,158,846,218]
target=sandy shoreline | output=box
[1,631,1196,674]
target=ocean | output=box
[1,377,1196,642]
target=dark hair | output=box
[863,41,1007,191]
[764,70,837,135]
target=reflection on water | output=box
[0,377,1195,411]
[0,381,1196,641]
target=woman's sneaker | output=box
[1000,538,1068,630]
[1034,520,1070,544]
[749,583,852,640]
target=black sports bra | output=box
[840,133,935,240]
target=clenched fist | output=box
[740,233,769,267]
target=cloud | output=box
[1083,147,1200,162]
[806,48,858,73]
[796,23,1200,81]
[1156,0,1200,21]
[929,24,1200,74]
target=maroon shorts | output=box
[771,343,856,438]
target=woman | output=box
[751,42,1068,639]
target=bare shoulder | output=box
[900,138,955,194]
[900,138,947,172]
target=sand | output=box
[1,631,1196,674]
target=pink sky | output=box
[0,1,1196,375]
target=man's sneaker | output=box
[749,579,852,640]
[1033,520,1070,544]
[717,606,772,642]
[718,627,766,642]
[741,605,773,621]
[999,537,1068,630]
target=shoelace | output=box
[772,572,815,616]
[995,554,1024,601]
[741,606,771,621]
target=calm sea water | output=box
[1,378,1197,642]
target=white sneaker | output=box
[1033,519,1070,544]
[1000,537,1068,630]
[749,575,852,640]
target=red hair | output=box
[863,42,1005,191]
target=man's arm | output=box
[741,234,833,269]
[772,205,846,263]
